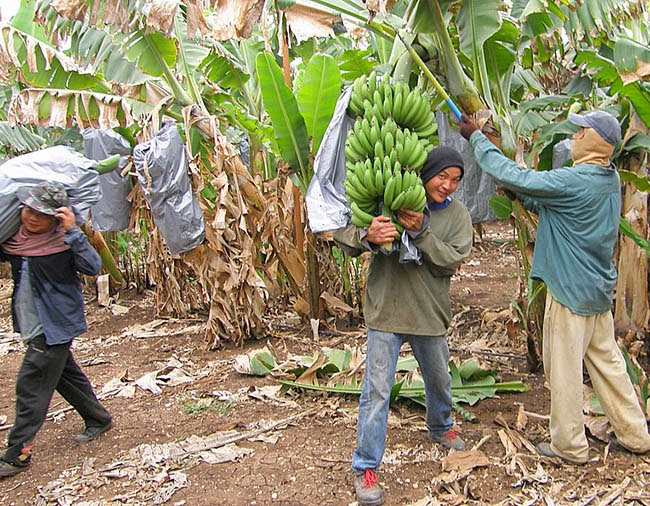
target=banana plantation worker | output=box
[0,181,113,479]
[333,147,473,506]
[460,110,650,465]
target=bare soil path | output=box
[1,221,649,505]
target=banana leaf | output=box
[278,377,529,405]
[256,52,311,191]
[296,53,341,155]
[0,122,45,154]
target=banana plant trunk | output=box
[279,16,320,320]
[614,154,649,334]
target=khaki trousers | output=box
[543,295,650,463]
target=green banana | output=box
[372,90,383,110]
[345,144,360,163]
[383,176,396,208]
[416,122,437,139]
[374,167,385,194]
[392,84,404,123]
[344,180,365,204]
[411,186,428,212]
[369,119,380,147]
[400,92,419,126]
[404,185,422,210]
[383,130,394,154]
[346,133,366,162]
[357,198,379,214]
[368,71,377,97]
[351,201,374,228]
[349,94,364,116]
[383,157,393,185]
[408,95,427,130]
[354,120,373,154]
[392,169,403,204]
[382,93,392,120]
[390,187,410,211]
[405,139,423,169]
[363,165,377,196]
[411,144,429,172]
[349,171,372,200]
[374,141,385,161]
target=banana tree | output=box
[256,49,342,317]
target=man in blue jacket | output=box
[0,181,112,479]
[460,110,650,464]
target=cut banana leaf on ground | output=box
[277,356,529,421]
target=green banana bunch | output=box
[344,72,436,233]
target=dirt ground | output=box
[1,221,650,505]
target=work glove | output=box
[459,114,479,140]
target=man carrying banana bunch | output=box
[333,147,473,506]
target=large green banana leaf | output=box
[456,0,501,61]
[256,52,311,189]
[296,53,341,155]
[0,122,45,155]
[2,28,102,91]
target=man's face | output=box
[424,167,463,204]
[21,206,56,234]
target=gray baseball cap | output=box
[17,181,69,216]
[568,110,621,146]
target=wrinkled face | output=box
[21,206,56,234]
[424,167,463,204]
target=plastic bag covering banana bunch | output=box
[344,72,436,232]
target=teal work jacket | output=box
[469,131,620,316]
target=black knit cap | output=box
[420,146,465,184]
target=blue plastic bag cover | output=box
[83,128,133,232]
[0,146,101,244]
[132,122,205,255]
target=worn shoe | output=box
[353,469,384,506]
[430,429,466,451]
[0,459,28,479]
[536,442,587,465]
[74,420,113,444]
[609,434,650,454]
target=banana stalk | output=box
[424,1,484,115]
[83,224,124,284]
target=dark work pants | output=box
[2,335,112,465]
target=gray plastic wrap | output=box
[0,146,101,244]
[306,88,420,263]
[82,129,133,232]
[132,122,205,255]
[306,87,354,233]
[436,112,497,224]
[553,139,572,169]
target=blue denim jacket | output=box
[0,228,102,345]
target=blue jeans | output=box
[351,329,452,473]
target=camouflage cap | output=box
[16,181,69,216]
